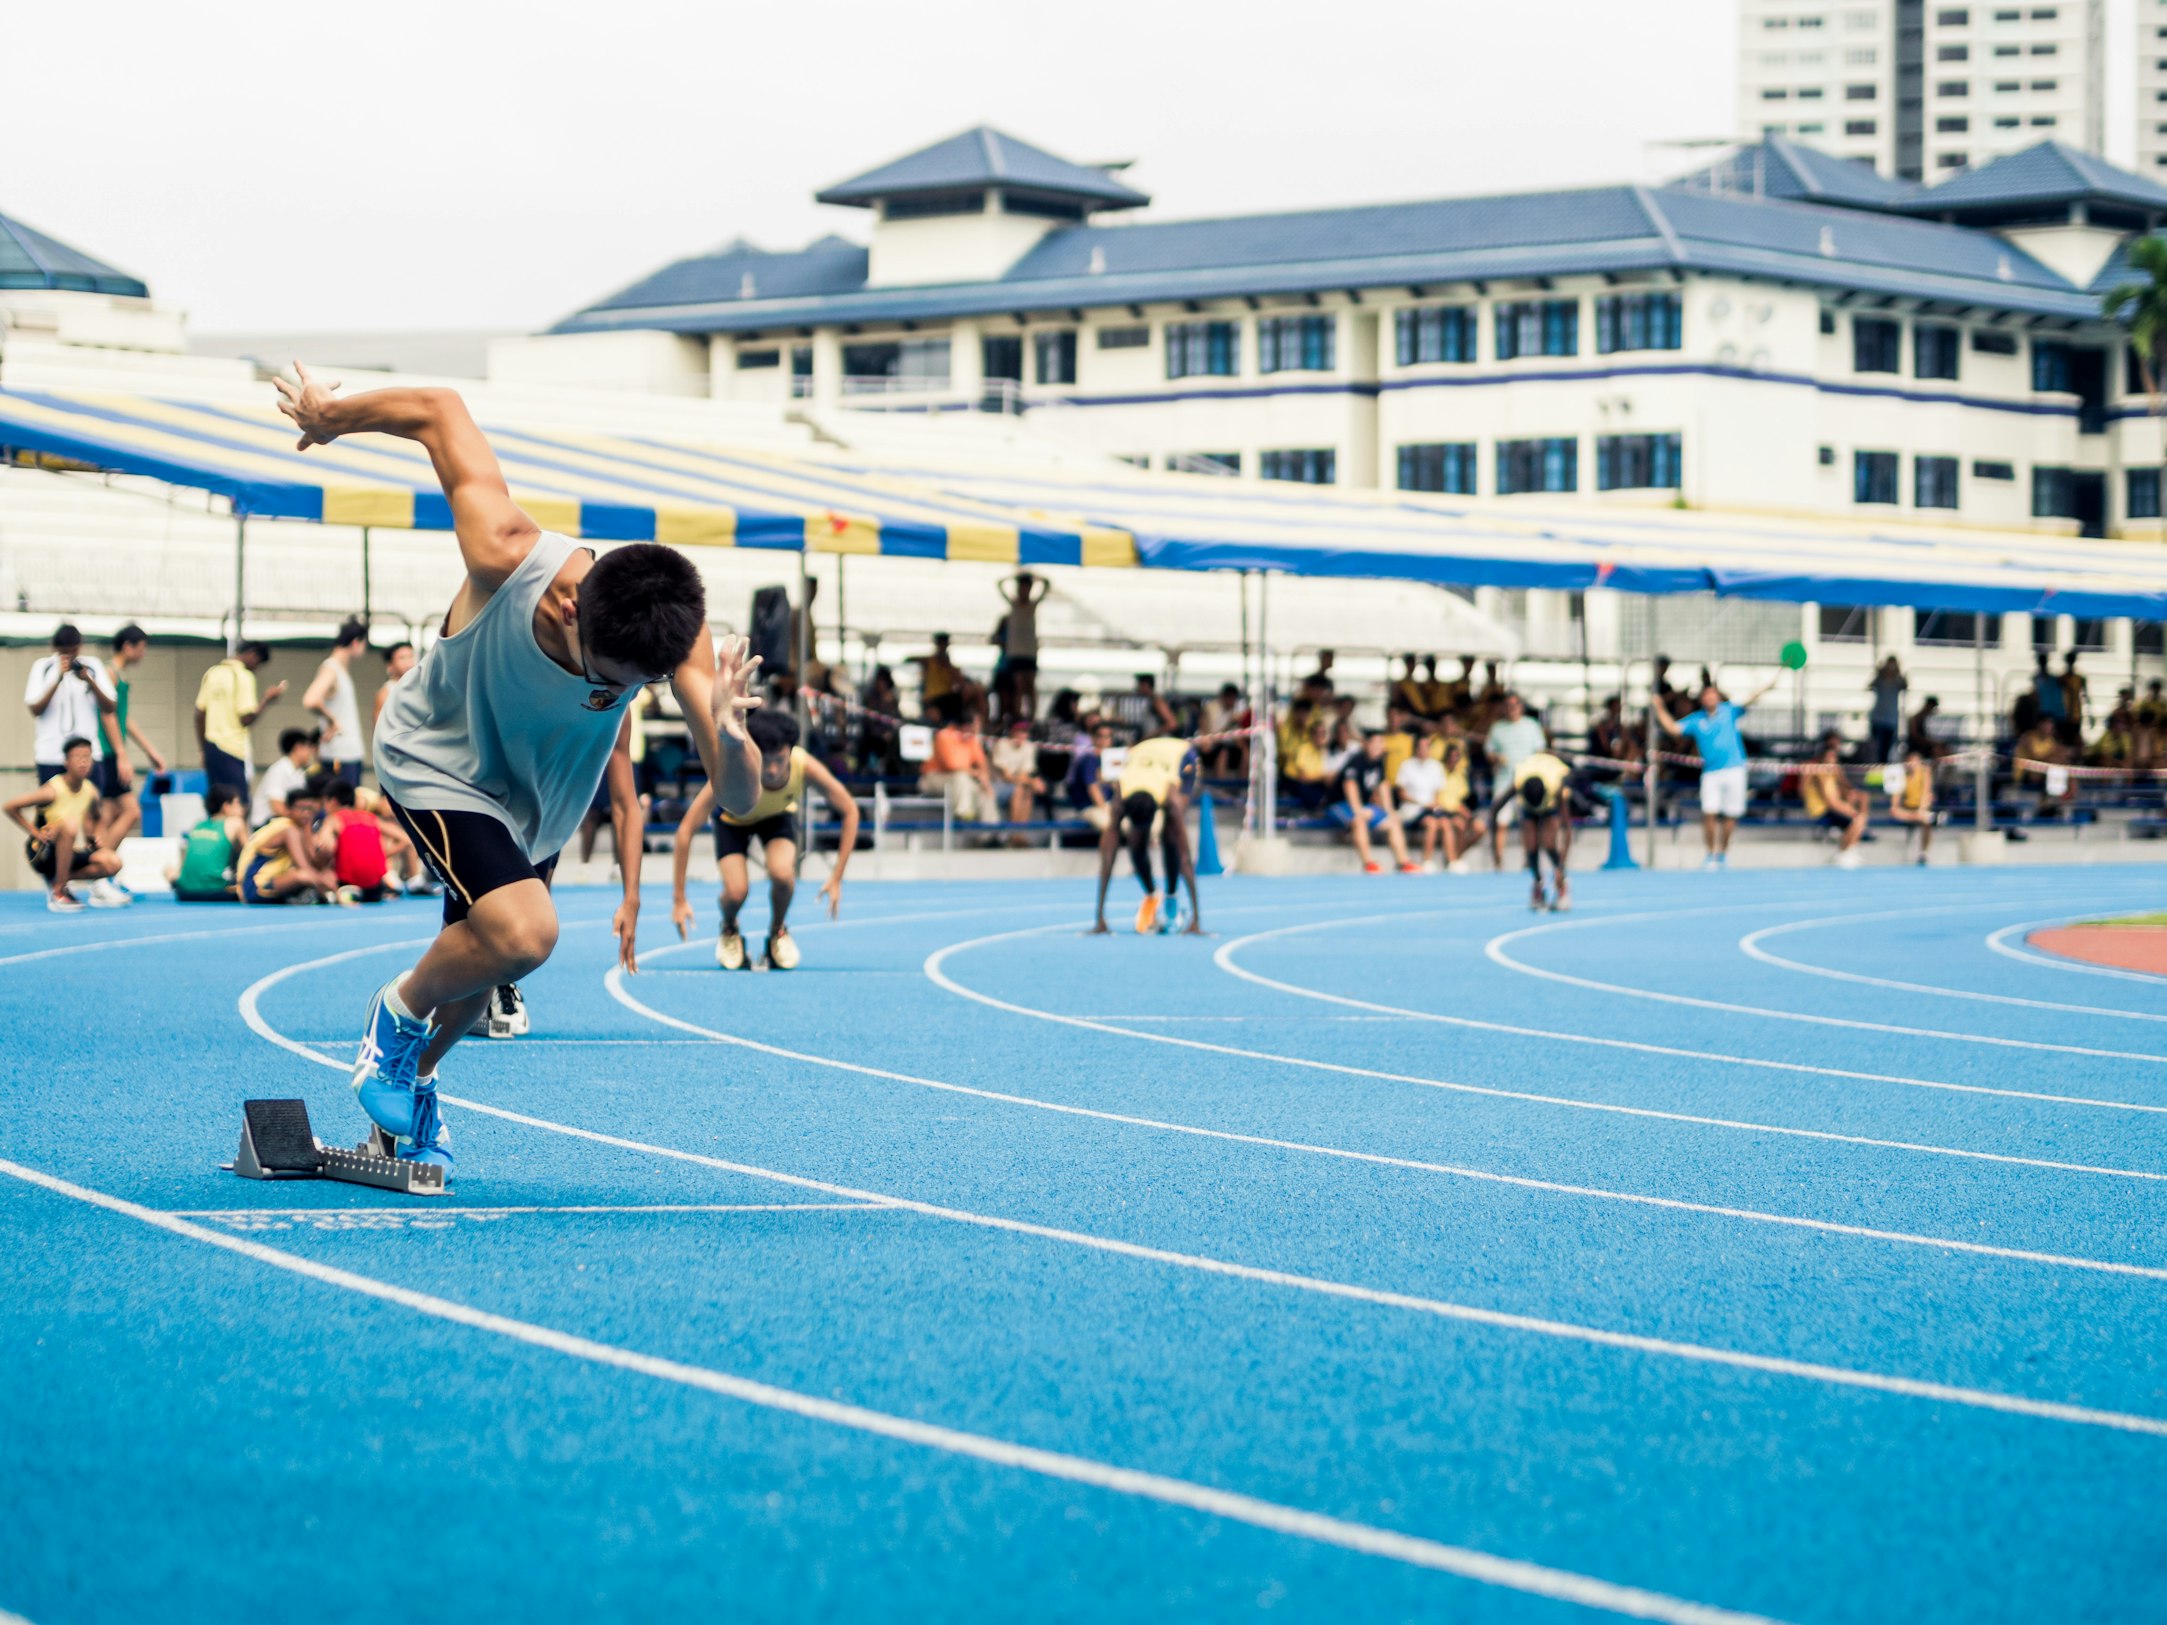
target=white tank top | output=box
[373,532,627,860]
[318,658,364,762]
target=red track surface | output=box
[2028,926,2167,978]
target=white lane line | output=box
[0,914,426,970]
[1487,904,2167,1066]
[1738,908,2167,1021]
[611,936,2167,1269]
[1206,912,2167,1121]
[924,922,2167,1183]
[240,938,2167,1435]
[168,1202,886,1219]
[1985,917,2167,986]
[0,1158,1790,1625]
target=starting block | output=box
[224,1098,449,1196]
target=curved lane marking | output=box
[1985,917,2167,987]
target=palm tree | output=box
[2102,235,2167,473]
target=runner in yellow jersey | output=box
[1091,735,1205,936]
[1512,749,1579,913]
[671,709,860,970]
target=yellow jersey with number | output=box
[1118,737,1197,804]
[723,747,807,827]
[1513,751,1571,814]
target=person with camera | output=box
[22,626,132,909]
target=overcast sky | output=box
[1,0,2140,334]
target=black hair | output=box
[204,784,243,816]
[579,544,707,671]
[52,623,81,650]
[747,709,800,753]
[383,640,413,664]
[1520,776,1548,809]
[112,623,146,652]
[278,727,316,756]
[1122,790,1159,827]
[933,694,967,726]
[293,773,331,804]
[335,618,369,650]
[320,776,357,807]
[60,735,92,755]
[240,641,273,663]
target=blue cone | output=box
[1194,790,1225,877]
[1599,785,1639,870]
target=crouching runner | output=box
[273,364,763,1173]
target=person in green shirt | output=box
[98,624,168,850]
[170,784,247,902]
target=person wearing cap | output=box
[670,709,860,971]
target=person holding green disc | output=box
[1652,665,1783,869]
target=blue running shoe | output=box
[352,978,432,1139]
[1160,894,1186,935]
[400,1078,455,1171]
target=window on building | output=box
[2141,622,2167,657]
[1936,114,1970,132]
[1395,304,1477,365]
[1937,79,1970,95]
[842,338,952,388]
[1993,8,2019,18]
[1993,114,2021,127]
[1164,320,1239,379]
[2033,340,2073,393]
[1398,442,1479,495]
[1972,458,2016,480]
[1497,437,1579,495]
[2033,465,2075,517]
[1819,445,1837,466]
[1993,43,2021,55]
[2029,114,2056,125]
[1033,329,1077,385]
[1995,79,2020,90]
[736,347,781,369]
[981,335,1023,383]
[1972,328,2018,355]
[1495,299,1579,360]
[1096,324,1149,350]
[1596,432,1684,490]
[1846,82,1879,98]
[1855,450,1901,504]
[1799,121,1826,133]
[2130,467,2164,520]
[1763,87,1791,99]
[1938,154,1970,169]
[1846,118,1879,134]
[1915,324,1961,379]
[2030,41,2056,54]
[1819,308,1838,335]
[1917,609,2002,645]
[1819,604,1871,643]
[790,345,813,389]
[1259,448,1336,485]
[1854,316,1903,374]
[1937,43,1969,59]
[1799,86,1825,98]
[1845,47,1878,63]
[1916,454,1961,508]
[1257,313,1336,373]
[2072,617,2108,651]
[1181,452,1241,475]
[1594,291,1682,353]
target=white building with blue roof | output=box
[504,125,2167,556]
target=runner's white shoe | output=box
[765,928,800,970]
[717,929,747,970]
[88,879,132,908]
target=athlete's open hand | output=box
[273,362,345,451]
[820,872,843,920]
[671,896,695,941]
[612,897,640,974]
[711,634,763,743]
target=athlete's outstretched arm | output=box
[1089,819,1121,934]
[799,755,861,919]
[605,715,645,974]
[274,365,537,590]
[671,783,717,940]
[670,634,762,821]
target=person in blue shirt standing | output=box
[1653,675,1779,869]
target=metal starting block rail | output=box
[224,1098,449,1197]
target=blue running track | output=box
[1,865,2163,1623]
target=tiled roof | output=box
[1673,139,1924,211]
[0,212,148,298]
[815,127,1148,210]
[1901,141,2167,215]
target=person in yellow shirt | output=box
[194,642,285,794]
[1512,750,1578,912]
[235,776,339,904]
[1092,734,1204,935]
[5,736,128,913]
[669,709,860,971]
[1885,745,1937,865]
[1379,709,1419,786]
[1799,735,1869,866]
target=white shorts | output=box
[1700,765,1748,819]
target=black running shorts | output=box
[386,800,559,925]
[713,811,797,860]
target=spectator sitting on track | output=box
[1333,731,1419,874]
[251,728,321,827]
[990,716,1047,842]
[920,697,995,823]
[1482,692,1549,869]
[1886,745,1937,865]
[170,783,248,902]
[5,736,127,913]
[2013,718,2069,813]
[1066,721,1117,831]
[235,775,340,905]
[196,641,284,796]
[1799,735,1868,867]
[1651,674,1778,871]
[321,777,393,901]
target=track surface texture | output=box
[2,867,2163,1624]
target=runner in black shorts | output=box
[671,710,860,970]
